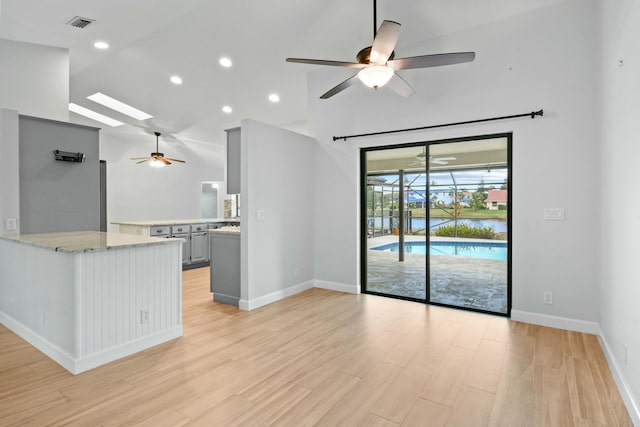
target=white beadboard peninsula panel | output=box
[0,237,183,374]
[77,243,182,357]
[0,239,76,355]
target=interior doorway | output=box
[201,181,223,218]
[361,134,511,315]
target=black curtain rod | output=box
[332,109,544,142]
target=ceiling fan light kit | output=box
[130,132,185,167]
[285,0,475,99]
[358,65,394,88]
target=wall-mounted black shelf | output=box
[54,149,85,163]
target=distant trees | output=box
[469,178,488,210]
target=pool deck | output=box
[365,235,508,313]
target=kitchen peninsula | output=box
[0,231,183,374]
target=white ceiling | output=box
[0,0,564,148]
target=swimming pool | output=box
[371,241,508,261]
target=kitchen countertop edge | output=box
[0,231,183,253]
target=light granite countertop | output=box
[209,226,241,235]
[112,218,240,226]
[0,231,182,253]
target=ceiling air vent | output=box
[66,16,95,29]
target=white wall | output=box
[599,0,640,422]
[99,132,226,231]
[0,39,69,121]
[0,40,70,236]
[240,119,315,309]
[309,0,600,325]
[0,109,19,236]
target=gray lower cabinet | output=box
[190,232,208,263]
[210,231,240,306]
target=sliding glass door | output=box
[363,146,427,300]
[361,134,511,315]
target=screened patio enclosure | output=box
[361,135,511,315]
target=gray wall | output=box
[19,116,101,233]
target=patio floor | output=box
[366,236,508,313]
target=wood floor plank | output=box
[0,267,632,426]
[400,398,450,427]
[420,345,475,407]
[270,370,360,426]
[445,385,494,427]
[369,352,442,423]
[315,361,401,426]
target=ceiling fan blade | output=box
[159,158,171,165]
[386,73,415,97]
[370,20,401,64]
[431,160,449,165]
[388,52,476,70]
[320,74,360,99]
[136,158,151,164]
[165,157,186,163]
[286,58,366,68]
[130,157,150,160]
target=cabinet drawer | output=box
[191,224,208,232]
[171,224,190,234]
[150,226,170,236]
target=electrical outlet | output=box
[41,309,46,326]
[140,309,149,324]
[256,209,265,221]
[294,268,299,278]
[623,345,628,365]
[543,208,565,221]
[6,218,16,231]
[543,291,553,304]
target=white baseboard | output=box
[598,328,640,426]
[510,310,600,334]
[73,326,183,374]
[0,311,76,373]
[314,280,359,294]
[1,311,183,375]
[239,280,314,311]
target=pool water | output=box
[371,241,508,261]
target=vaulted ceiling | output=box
[0,0,565,148]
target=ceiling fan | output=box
[130,132,185,167]
[286,0,475,99]
[409,148,456,166]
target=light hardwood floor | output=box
[0,267,632,426]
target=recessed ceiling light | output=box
[94,41,109,50]
[68,103,123,127]
[222,105,232,114]
[268,93,280,103]
[170,75,183,85]
[219,57,232,68]
[87,92,153,120]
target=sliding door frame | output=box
[360,132,512,317]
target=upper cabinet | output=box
[226,127,241,194]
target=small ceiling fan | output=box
[409,148,456,166]
[130,132,185,167]
[286,0,475,99]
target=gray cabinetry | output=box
[150,226,170,237]
[226,127,241,194]
[190,232,208,263]
[210,231,241,306]
[171,225,190,265]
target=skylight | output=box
[87,92,153,120]
[68,103,124,127]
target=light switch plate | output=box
[543,208,565,221]
[256,209,265,221]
